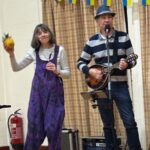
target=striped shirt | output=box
[77,30,136,82]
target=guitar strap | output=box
[112,30,119,64]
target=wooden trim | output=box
[39,146,48,150]
[0,146,48,150]
[0,146,9,150]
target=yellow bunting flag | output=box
[128,0,133,7]
[91,0,95,6]
[107,0,112,6]
[147,0,150,5]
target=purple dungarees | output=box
[24,45,65,150]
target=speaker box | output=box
[82,136,122,150]
[61,128,80,150]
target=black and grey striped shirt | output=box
[77,30,136,82]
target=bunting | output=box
[56,0,150,6]
[142,0,150,6]
[86,0,95,6]
[68,0,77,4]
[123,0,133,7]
[103,0,112,6]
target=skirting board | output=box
[40,146,48,150]
[0,146,48,150]
[0,146,9,150]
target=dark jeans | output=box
[97,82,142,150]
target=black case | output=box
[61,128,80,150]
[82,136,122,150]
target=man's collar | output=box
[98,30,116,40]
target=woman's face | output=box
[37,30,50,45]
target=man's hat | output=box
[95,5,116,19]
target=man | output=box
[77,5,142,150]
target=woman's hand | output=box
[3,34,15,56]
[46,62,60,76]
[3,43,14,56]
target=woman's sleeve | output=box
[58,46,71,79]
[10,49,35,72]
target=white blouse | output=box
[10,45,70,78]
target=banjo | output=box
[85,53,138,90]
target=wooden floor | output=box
[0,146,48,150]
[40,146,49,150]
[0,146,9,150]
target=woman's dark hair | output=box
[31,24,56,49]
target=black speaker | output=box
[82,136,122,150]
[61,128,80,150]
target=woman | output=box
[3,24,70,150]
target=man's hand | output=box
[89,68,103,80]
[119,58,128,70]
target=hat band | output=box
[96,11,114,16]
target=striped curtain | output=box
[42,0,127,144]
[139,1,150,148]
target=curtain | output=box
[139,3,150,148]
[42,0,127,143]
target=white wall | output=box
[0,0,42,147]
[127,2,146,150]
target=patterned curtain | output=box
[139,3,150,148]
[42,0,127,144]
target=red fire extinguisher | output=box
[8,109,24,150]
